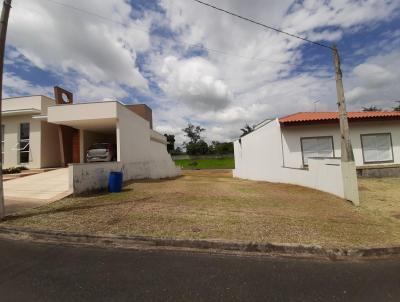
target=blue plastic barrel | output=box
[108,171,123,193]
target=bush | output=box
[2,166,29,174]
[186,140,209,155]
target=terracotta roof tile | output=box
[279,111,400,124]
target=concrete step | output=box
[3,174,21,181]
[20,168,58,174]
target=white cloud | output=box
[3,72,53,97]
[74,79,129,102]
[8,0,150,90]
[159,56,232,111]
[283,0,399,34]
[346,49,400,109]
[353,63,396,88]
[152,0,400,143]
[5,0,400,144]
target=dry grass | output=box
[2,170,400,248]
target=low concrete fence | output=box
[280,158,345,198]
[69,160,181,194]
[234,158,358,202]
[357,165,400,178]
[172,154,234,160]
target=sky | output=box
[4,0,400,144]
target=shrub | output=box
[2,166,29,174]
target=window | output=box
[19,123,30,164]
[1,125,4,164]
[301,136,334,166]
[361,133,393,164]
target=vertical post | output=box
[332,45,354,162]
[332,45,359,205]
[0,0,12,219]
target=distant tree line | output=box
[362,101,400,112]
[164,123,234,156]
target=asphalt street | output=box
[0,238,399,302]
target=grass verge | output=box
[1,171,400,249]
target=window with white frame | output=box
[361,133,393,164]
[301,136,334,166]
[19,123,30,164]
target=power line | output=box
[191,0,334,50]
[28,0,330,70]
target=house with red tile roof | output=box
[233,111,400,202]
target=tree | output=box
[172,146,183,155]
[183,123,209,155]
[164,134,175,153]
[362,106,382,112]
[240,124,254,137]
[183,123,205,144]
[393,102,400,112]
[209,141,234,155]
[186,140,209,155]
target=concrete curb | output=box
[0,226,400,259]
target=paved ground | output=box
[0,238,399,302]
[4,168,71,214]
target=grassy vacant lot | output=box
[174,157,234,169]
[2,170,400,248]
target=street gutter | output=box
[0,226,399,260]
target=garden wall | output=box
[69,160,181,194]
[233,119,359,204]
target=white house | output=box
[2,87,180,194]
[234,111,400,202]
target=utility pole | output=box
[0,0,12,219]
[332,45,354,162]
[313,100,320,112]
[332,45,359,205]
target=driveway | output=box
[0,238,399,302]
[4,168,71,214]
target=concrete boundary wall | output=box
[69,160,181,194]
[234,157,345,199]
[233,119,358,201]
[357,165,400,178]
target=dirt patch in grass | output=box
[2,170,400,248]
[174,157,234,169]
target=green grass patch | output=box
[174,157,234,169]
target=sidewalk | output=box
[4,168,71,214]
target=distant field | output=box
[174,157,234,169]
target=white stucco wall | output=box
[48,101,118,123]
[281,120,400,168]
[116,103,150,163]
[2,115,42,169]
[63,102,180,194]
[2,97,179,188]
[233,119,357,201]
[3,95,43,112]
[69,160,181,194]
[2,95,58,169]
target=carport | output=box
[47,102,119,165]
[45,100,180,195]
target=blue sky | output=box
[4,0,400,143]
